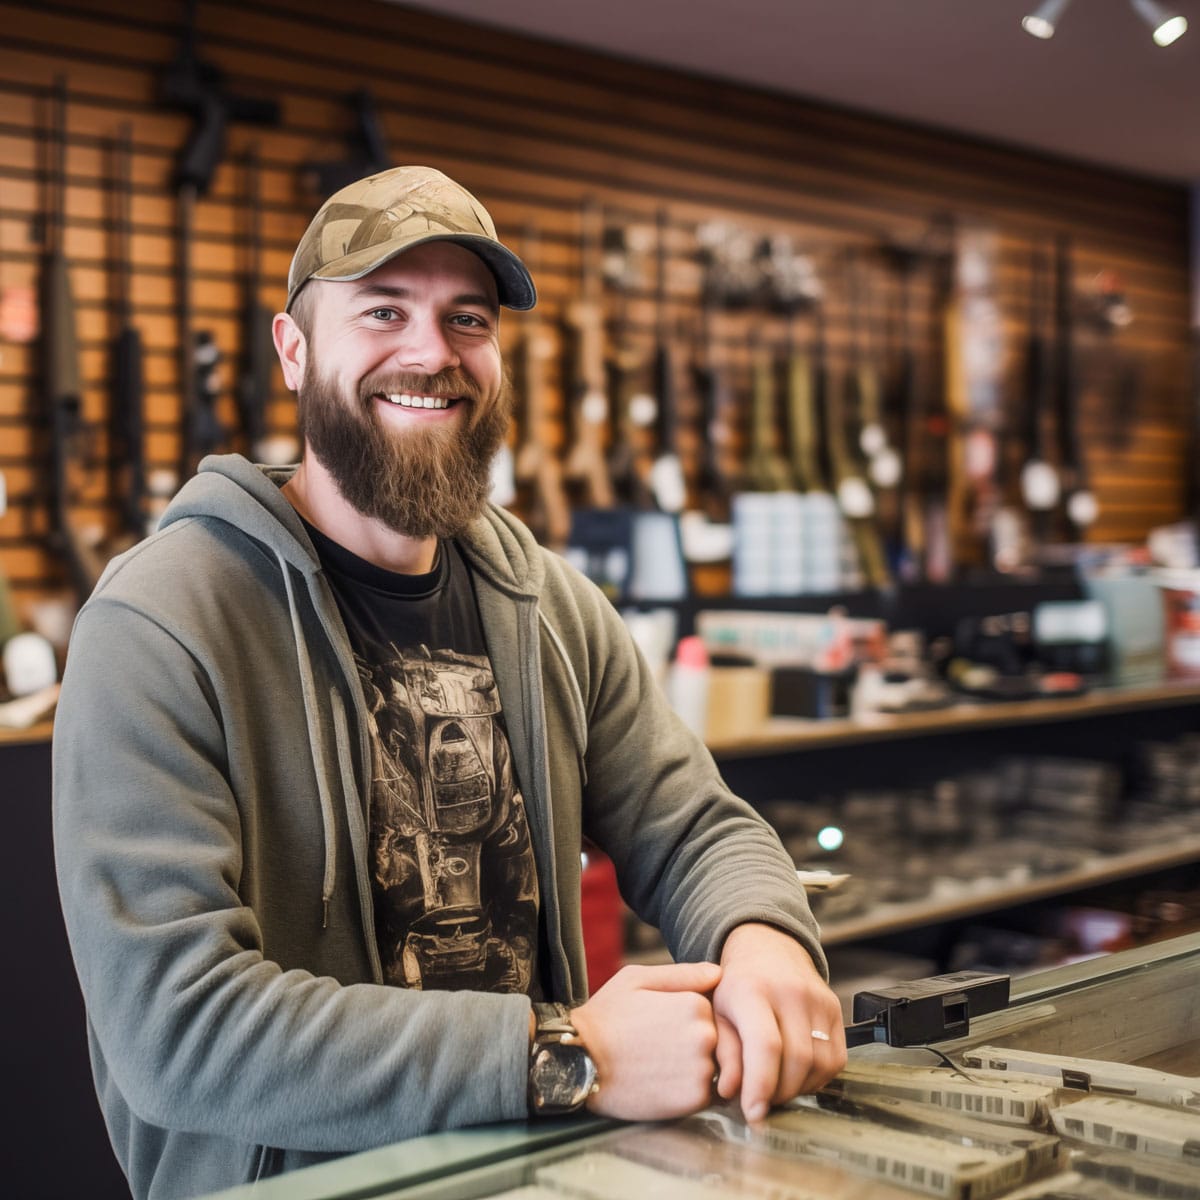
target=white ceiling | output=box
[393,0,1200,185]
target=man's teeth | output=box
[383,393,454,409]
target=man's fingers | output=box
[770,1011,814,1105]
[736,996,782,1123]
[714,1012,743,1101]
[798,1021,848,1094]
[625,961,723,993]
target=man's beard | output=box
[297,362,513,539]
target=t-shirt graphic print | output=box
[298,518,540,997]
[358,642,538,993]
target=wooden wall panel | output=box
[0,0,1192,605]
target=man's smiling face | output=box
[290,241,513,538]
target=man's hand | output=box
[569,962,722,1121]
[712,922,846,1123]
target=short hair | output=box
[289,284,315,341]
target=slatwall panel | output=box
[0,0,1192,607]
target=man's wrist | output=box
[527,1002,599,1116]
[721,921,814,967]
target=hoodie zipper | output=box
[516,593,573,1003]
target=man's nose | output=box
[393,316,460,375]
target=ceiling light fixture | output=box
[1021,0,1187,44]
[1022,0,1071,39]
[1130,0,1189,45]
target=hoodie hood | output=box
[163,454,546,601]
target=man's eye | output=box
[368,308,398,321]
[451,313,487,328]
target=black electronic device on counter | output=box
[845,970,1010,1047]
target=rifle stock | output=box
[742,343,794,493]
[785,340,823,495]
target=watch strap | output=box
[528,1002,598,1115]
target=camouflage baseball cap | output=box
[286,165,536,312]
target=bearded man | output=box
[53,166,845,1200]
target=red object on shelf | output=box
[580,845,623,991]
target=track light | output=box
[1022,0,1187,45]
[1130,0,1188,45]
[1022,0,1071,39]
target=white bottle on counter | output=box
[667,635,711,740]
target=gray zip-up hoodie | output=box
[53,455,825,1200]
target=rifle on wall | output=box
[603,220,655,509]
[237,145,294,464]
[848,251,901,512]
[910,224,956,583]
[882,241,922,580]
[786,308,844,593]
[108,123,148,546]
[1053,234,1098,537]
[562,197,614,509]
[691,296,734,523]
[1019,245,1061,546]
[826,263,890,588]
[784,314,826,497]
[647,208,687,514]
[742,340,794,493]
[41,78,104,605]
[513,227,571,548]
[302,89,391,195]
[161,0,279,482]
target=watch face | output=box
[530,1040,597,1113]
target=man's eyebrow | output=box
[349,283,499,314]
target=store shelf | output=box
[9,681,1200,757]
[624,835,1200,965]
[707,678,1200,759]
[0,719,54,746]
[819,835,1200,945]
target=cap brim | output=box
[291,233,537,312]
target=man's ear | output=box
[273,311,307,392]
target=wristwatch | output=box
[527,1002,599,1116]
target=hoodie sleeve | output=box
[559,571,828,978]
[53,596,532,1154]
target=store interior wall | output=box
[0,0,1194,614]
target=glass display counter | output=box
[203,932,1200,1200]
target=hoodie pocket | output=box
[253,1143,283,1182]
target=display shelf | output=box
[622,834,1200,965]
[818,834,1200,945]
[0,719,54,746]
[707,678,1200,759]
[9,680,1200,756]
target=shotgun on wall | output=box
[236,145,295,465]
[562,196,615,510]
[108,122,148,546]
[41,77,104,606]
[161,0,279,483]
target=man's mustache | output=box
[359,368,483,402]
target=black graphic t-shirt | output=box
[303,520,541,996]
